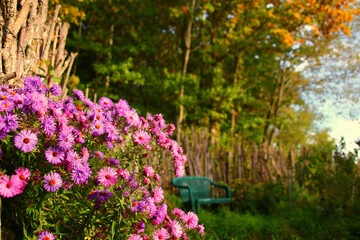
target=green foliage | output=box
[231,179,287,215]
[62,0,359,155]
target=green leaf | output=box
[111,220,116,239]
[52,77,62,82]
[21,218,28,239]
[205,3,215,13]
[38,67,46,73]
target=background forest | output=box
[5,0,358,238]
[59,0,360,183]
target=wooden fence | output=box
[162,126,297,190]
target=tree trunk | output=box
[0,1,77,88]
[177,0,196,143]
[105,23,114,88]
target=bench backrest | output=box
[172,176,212,202]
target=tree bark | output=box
[105,23,114,88]
[0,0,77,89]
[41,4,60,60]
[3,0,17,74]
[177,0,196,143]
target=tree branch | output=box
[41,4,60,60]
[14,0,34,35]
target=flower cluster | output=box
[0,76,203,239]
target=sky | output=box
[314,97,360,152]
[327,118,360,152]
[300,18,360,153]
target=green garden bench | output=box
[171,176,233,211]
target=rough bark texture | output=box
[0,0,77,91]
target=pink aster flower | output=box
[57,130,75,151]
[117,168,130,180]
[169,220,183,238]
[99,97,114,109]
[154,173,160,182]
[173,208,185,218]
[197,224,205,236]
[0,175,22,197]
[14,129,38,152]
[124,109,140,126]
[143,166,154,177]
[15,167,31,181]
[128,234,143,240]
[43,172,63,192]
[94,150,104,160]
[45,147,65,164]
[14,167,31,188]
[82,147,89,162]
[98,167,118,187]
[152,228,170,240]
[133,130,151,145]
[167,123,175,135]
[90,120,104,136]
[175,164,185,178]
[142,177,150,185]
[37,231,55,240]
[115,99,130,116]
[181,211,199,229]
[153,186,164,204]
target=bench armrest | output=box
[210,182,232,199]
[172,184,196,211]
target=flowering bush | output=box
[0,76,204,239]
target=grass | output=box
[166,193,360,240]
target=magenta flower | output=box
[90,120,104,136]
[15,167,31,181]
[153,186,164,204]
[181,211,199,229]
[43,172,63,192]
[97,189,113,202]
[170,220,183,238]
[115,99,130,116]
[128,234,143,240]
[167,123,175,135]
[50,84,62,96]
[14,167,31,188]
[142,177,150,185]
[73,89,85,100]
[45,147,65,164]
[173,208,185,218]
[71,162,92,185]
[124,109,140,126]
[94,150,105,160]
[0,175,22,197]
[152,228,170,240]
[133,130,151,145]
[1,100,15,112]
[117,168,130,180]
[37,231,55,240]
[99,97,114,109]
[143,166,154,177]
[197,224,205,236]
[175,164,185,178]
[98,167,117,187]
[81,147,89,162]
[41,116,56,136]
[14,129,38,152]
[57,130,75,151]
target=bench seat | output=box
[172,176,233,211]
